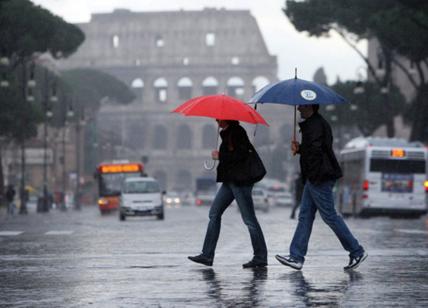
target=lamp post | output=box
[19,60,36,214]
[74,109,86,210]
[61,104,74,211]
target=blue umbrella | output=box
[249,71,348,141]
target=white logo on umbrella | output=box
[301,90,317,101]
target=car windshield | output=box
[123,181,160,194]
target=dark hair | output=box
[226,120,239,126]
[312,104,320,113]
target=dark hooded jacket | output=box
[298,112,342,184]
[216,122,252,185]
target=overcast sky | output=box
[31,0,367,84]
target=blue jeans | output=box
[290,181,364,263]
[202,183,268,263]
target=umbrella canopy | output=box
[249,75,348,142]
[172,94,269,126]
[250,77,348,106]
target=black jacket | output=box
[298,112,342,184]
[216,123,252,185]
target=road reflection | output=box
[284,270,363,307]
[198,267,268,307]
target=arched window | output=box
[175,170,192,191]
[227,77,245,98]
[154,78,168,103]
[176,124,192,149]
[177,77,193,100]
[153,170,167,191]
[126,122,145,149]
[131,78,144,103]
[202,124,217,149]
[252,76,270,94]
[202,77,219,95]
[152,125,167,149]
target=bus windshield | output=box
[99,172,141,196]
[122,181,160,194]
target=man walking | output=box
[276,104,367,271]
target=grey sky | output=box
[31,0,366,84]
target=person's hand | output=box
[291,141,300,156]
[211,150,219,160]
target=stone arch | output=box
[152,124,168,149]
[153,77,168,103]
[202,76,219,95]
[131,78,144,103]
[176,124,192,149]
[202,124,217,149]
[227,76,245,98]
[177,77,193,100]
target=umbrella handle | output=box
[203,126,220,171]
[204,159,216,170]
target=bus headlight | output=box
[98,198,109,206]
[424,180,428,192]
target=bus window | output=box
[369,159,426,174]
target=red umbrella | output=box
[172,94,269,126]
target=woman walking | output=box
[188,120,268,268]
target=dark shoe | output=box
[275,254,303,270]
[188,254,213,266]
[242,260,267,269]
[344,252,368,271]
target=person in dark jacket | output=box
[6,185,16,215]
[276,105,367,271]
[188,120,268,268]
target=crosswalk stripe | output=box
[395,229,427,235]
[0,231,23,236]
[45,231,74,235]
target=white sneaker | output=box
[275,254,303,270]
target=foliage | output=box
[284,0,428,141]
[321,80,405,136]
[59,68,135,118]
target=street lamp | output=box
[75,109,86,210]
[19,60,38,214]
[60,105,74,211]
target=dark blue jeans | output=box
[202,183,268,263]
[290,181,364,263]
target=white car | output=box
[119,177,164,221]
[252,188,270,212]
[274,191,293,207]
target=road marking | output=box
[0,231,23,236]
[45,231,74,235]
[395,229,427,235]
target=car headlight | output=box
[174,198,180,203]
[165,198,172,203]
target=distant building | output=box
[61,8,294,191]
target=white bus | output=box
[337,137,428,218]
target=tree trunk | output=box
[386,118,395,138]
[410,85,428,143]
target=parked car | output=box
[119,177,164,221]
[252,187,270,212]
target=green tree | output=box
[321,80,405,137]
[0,0,84,203]
[284,0,428,140]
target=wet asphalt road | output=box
[1,205,428,307]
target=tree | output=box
[0,0,84,204]
[284,0,428,141]
[321,80,405,137]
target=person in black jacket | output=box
[276,105,367,271]
[188,120,268,268]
